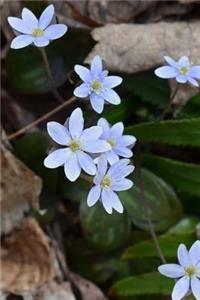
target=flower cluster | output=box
[159,241,200,300]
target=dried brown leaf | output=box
[1,147,42,234]
[1,218,55,293]
[86,22,200,74]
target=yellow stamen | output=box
[69,140,81,152]
[91,80,101,91]
[107,138,116,148]
[185,266,196,278]
[101,175,112,189]
[32,28,44,37]
[179,67,188,75]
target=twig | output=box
[39,47,65,103]
[5,95,77,141]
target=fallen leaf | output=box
[1,145,42,234]
[85,22,200,73]
[1,218,55,293]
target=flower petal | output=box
[95,155,108,179]
[101,190,113,214]
[114,147,133,158]
[74,65,91,82]
[39,4,54,30]
[189,240,200,265]
[108,159,130,178]
[74,83,90,98]
[112,178,133,191]
[178,56,190,68]
[97,118,110,137]
[7,17,32,34]
[188,77,199,87]
[44,24,68,40]
[47,121,71,145]
[189,66,200,79]
[80,126,102,143]
[22,8,38,31]
[77,151,96,175]
[177,244,191,267]
[44,148,71,168]
[34,36,49,47]
[176,75,188,83]
[87,185,101,207]
[69,108,84,139]
[110,122,124,138]
[90,93,105,114]
[108,164,134,180]
[103,76,122,88]
[64,153,81,182]
[102,89,121,105]
[191,278,200,300]
[154,66,177,79]
[158,264,185,279]
[164,56,178,68]
[109,190,123,213]
[10,34,34,49]
[82,140,111,153]
[172,277,190,300]
[91,55,102,76]
[106,151,119,165]
[118,135,137,147]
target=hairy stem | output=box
[39,47,65,103]
[160,85,179,120]
[6,95,77,141]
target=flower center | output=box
[91,80,102,93]
[179,67,188,75]
[107,138,116,148]
[101,175,112,189]
[69,140,81,152]
[185,266,197,278]
[32,28,44,37]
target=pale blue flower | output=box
[8,4,68,49]
[97,118,136,165]
[44,108,111,182]
[87,156,134,214]
[158,241,200,300]
[155,56,200,87]
[74,55,122,114]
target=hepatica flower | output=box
[44,108,111,182]
[87,156,134,214]
[8,4,68,49]
[155,56,200,87]
[97,118,136,165]
[74,55,122,113]
[159,241,200,300]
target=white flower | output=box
[154,56,200,87]
[74,55,122,114]
[87,156,134,214]
[44,108,111,182]
[97,118,136,165]
[158,241,200,300]
[8,4,68,49]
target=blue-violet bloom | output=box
[8,4,68,49]
[74,55,122,114]
[155,56,200,87]
[159,241,200,300]
[44,108,111,182]
[97,118,136,165]
[87,156,134,214]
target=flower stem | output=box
[160,85,179,120]
[38,47,65,103]
[5,95,77,141]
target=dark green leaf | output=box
[143,154,200,196]
[178,93,200,118]
[126,118,200,147]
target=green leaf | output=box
[80,200,131,253]
[178,93,200,118]
[110,272,173,299]
[124,70,170,108]
[122,168,183,232]
[126,118,200,147]
[143,154,200,196]
[123,218,198,260]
